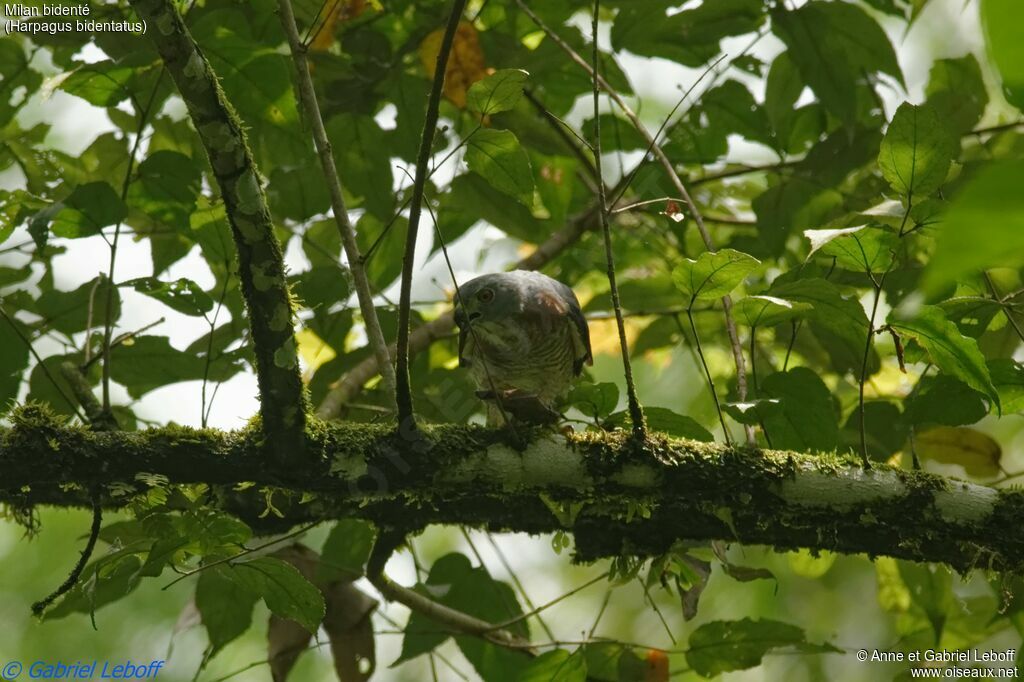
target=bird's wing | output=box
[567,304,592,375]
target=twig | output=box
[394,0,470,428]
[102,72,166,415]
[517,0,753,444]
[31,490,102,616]
[201,271,231,427]
[277,0,397,411]
[590,0,645,439]
[677,309,731,445]
[81,317,165,372]
[984,272,1024,345]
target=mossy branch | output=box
[128,0,307,465]
[3,405,1022,574]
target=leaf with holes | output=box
[123,277,213,317]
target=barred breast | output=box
[466,316,577,406]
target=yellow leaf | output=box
[309,0,367,53]
[295,327,337,379]
[875,557,911,612]
[419,21,489,108]
[914,426,1001,478]
[786,549,836,578]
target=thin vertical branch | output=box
[517,0,753,444]
[677,310,731,445]
[102,73,166,415]
[591,0,645,440]
[394,0,470,428]
[858,279,884,469]
[201,269,231,427]
[277,0,398,411]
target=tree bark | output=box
[3,404,1020,573]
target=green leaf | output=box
[196,565,259,657]
[465,129,535,206]
[768,278,878,376]
[878,103,956,198]
[59,60,134,106]
[672,248,760,300]
[923,161,1024,294]
[686,618,840,677]
[771,2,902,128]
[990,360,1024,414]
[982,0,1024,109]
[0,313,30,410]
[915,426,1001,479]
[325,113,395,219]
[924,55,988,135]
[607,406,714,442]
[31,181,127,242]
[611,0,764,68]
[887,305,1000,412]
[804,225,898,273]
[232,557,325,633]
[34,276,121,336]
[702,80,775,149]
[123,277,214,317]
[734,296,811,328]
[45,554,144,620]
[129,150,202,231]
[841,402,909,461]
[109,335,242,399]
[724,399,783,426]
[567,382,619,418]
[518,650,587,682]
[898,560,952,643]
[0,41,41,126]
[759,367,839,452]
[318,519,376,583]
[398,553,528,680]
[904,375,988,426]
[467,69,528,115]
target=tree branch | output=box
[277,0,397,412]
[4,404,1022,574]
[395,0,470,428]
[129,0,307,465]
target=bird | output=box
[453,270,592,425]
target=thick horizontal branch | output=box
[2,405,1021,573]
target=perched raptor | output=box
[453,270,592,425]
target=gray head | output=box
[452,270,579,328]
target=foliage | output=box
[1,0,1024,679]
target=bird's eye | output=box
[477,288,495,303]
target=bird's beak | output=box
[454,306,467,329]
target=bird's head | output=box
[453,272,523,330]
